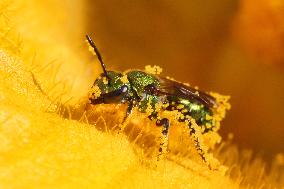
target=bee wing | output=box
[156,77,216,108]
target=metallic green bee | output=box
[86,35,222,164]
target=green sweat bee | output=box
[86,35,228,165]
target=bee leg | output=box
[120,100,134,131]
[155,118,170,160]
[124,101,134,121]
[188,124,209,166]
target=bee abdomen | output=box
[165,100,214,133]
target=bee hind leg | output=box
[188,124,211,168]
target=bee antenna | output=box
[86,35,109,79]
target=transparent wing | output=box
[156,76,216,108]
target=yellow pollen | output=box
[86,40,96,56]
[89,85,101,99]
[163,103,169,108]
[182,109,188,113]
[120,75,129,84]
[145,65,163,75]
[103,77,108,85]
[177,104,184,109]
[205,114,213,120]
[205,123,212,129]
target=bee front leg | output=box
[124,100,134,122]
[120,100,134,131]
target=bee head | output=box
[86,35,130,104]
[89,71,130,104]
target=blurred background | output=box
[83,0,284,162]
